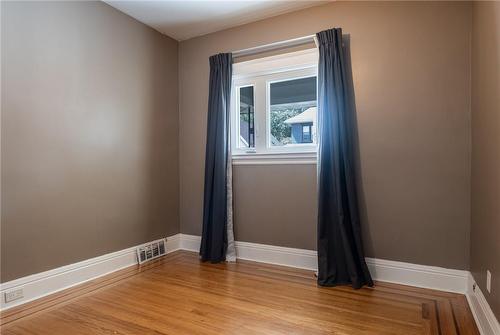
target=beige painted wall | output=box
[179,1,472,269]
[470,1,500,319]
[1,0,479,285]
[1,1,179,282]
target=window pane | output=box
[302,124,312,143]
[239,86,254,148]
[269,77,316,146]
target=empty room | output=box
[1,0,499,334]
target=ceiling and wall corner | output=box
[103,0,329,41]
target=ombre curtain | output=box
[316,28,373,288]
[200,53,236,263]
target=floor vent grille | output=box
[136,238,166,264]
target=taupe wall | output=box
[179,1,472,269]
[1,1,179,282]
[470,1,500,319]
[1,1,480,285]
[233,165,317,250]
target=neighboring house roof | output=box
[284,107,317,125]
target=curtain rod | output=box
[232,34,317,59]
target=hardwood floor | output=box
[1,251,479,335]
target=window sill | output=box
[231,151,317,165]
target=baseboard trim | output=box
[236,239,318,270]
[3,231,493,334]
[467,273,500,335]
[178,234,319,270]
[178,233,201,252]
[179,234,469,294]
[365,257,468,294]
[0,236,180,310]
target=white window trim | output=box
[231,48,319,165]
[233,48,318,78]
[232,152,317,165]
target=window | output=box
[238,86,255,148]
[231,49,318,163]
[301,124,312,143]
[270,77,316,147]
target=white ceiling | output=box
[104,1,327,41]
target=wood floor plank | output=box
[1,251,480,335]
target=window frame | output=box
[231,48,319,164]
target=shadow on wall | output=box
[343,34,374,257]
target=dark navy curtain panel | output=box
[200,53,233,263]
[316,29,373,289]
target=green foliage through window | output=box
[270,106,310,144]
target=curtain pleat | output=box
[316,28,373,289]
[200,53,235,263]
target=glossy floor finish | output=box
[1,251,479,335]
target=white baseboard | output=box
[179,234,468,293]
[0,236,179,311]
[3,232,495,335]
[178,233,201,252]
[365,257,469,294]
[178,234,319,270]
[236,240,318,270]
[467,273,500,335]
[166,234,181,252]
